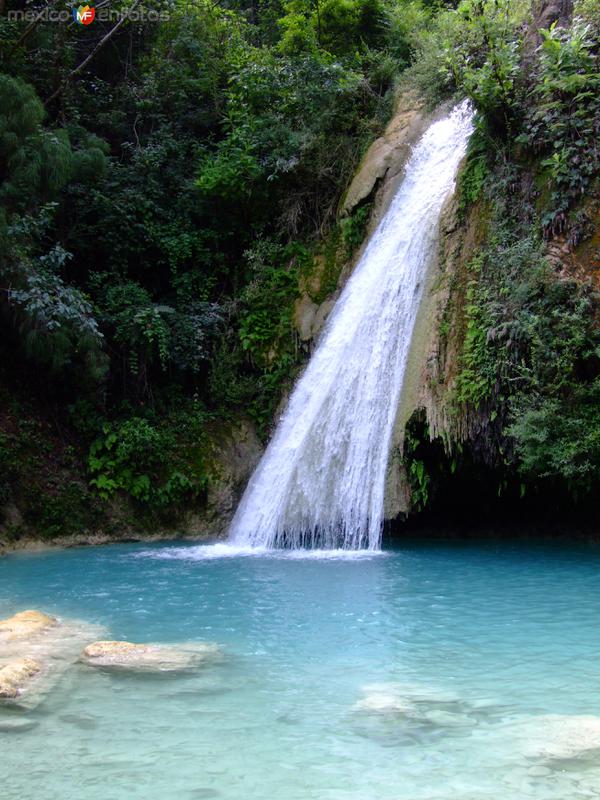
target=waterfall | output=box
[230,100,474,551]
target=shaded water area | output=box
[2,539,600,799]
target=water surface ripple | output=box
[1,539,600,799]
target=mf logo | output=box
[72,4,95,24]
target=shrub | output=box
[88,417,207,507]
[509,379,600,493]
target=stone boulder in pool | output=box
[80,641,219,673]
[505,714,600,761]
[0,609,105,708]
[0,658,42,698]
[354,682,480,728]
[355,689,416,715]
[0,610,57,640]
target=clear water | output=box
[2,540,600,799]
[230,102,474,550]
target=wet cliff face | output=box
[341,91,428,217]
[0,409,263,551]
[198,419,263,538]
[544,186,600,292]
[531,0,573,34]
[379,0,600,530]
[292,91,442,348]
[290,92,457,520]
[286,103,509,525]
[194,0,598,536]
[383,176,600,533]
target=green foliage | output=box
[319,0,387,54]
[385,0,433,66]
[0,384,105,540]
[402,417,431,512]
[227,241,306,436]
[279,0,387,56]
[575,0,600,30]
[521,20,600,236]
[0,75,108,387]
[405,23,456,107]
[509,378,600,493]
[3,212,107,381]
[450,153,600,494]
[454,255,495,406]
[239,260,299,365]
[94,280,170,381]
[197,50,385,234]
[169,301,223,374]
[248,353,301,437]
[0,75,107,220]
[2,0,425,442]
[92,279,222,390]
[457,120,489,213]
[340,202,373,256]
[88,416,208,507]
[26,480,92,540]
[10,246,102,343]
[412,4,600,238]
[89,419,165,502]
[406,0,527,119]
[414,7,600,499]
[0,75,70,211]
[2,0,598,526]
[459,36,521,130]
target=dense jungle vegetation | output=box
[0,0,599,540]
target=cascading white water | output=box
[230,101,474,551]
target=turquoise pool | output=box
[2,539,600,799]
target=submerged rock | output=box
[80,640,219,672]
[0,658,41,698]
[355,682,480,730]
[508,714,600,760]
[423,709,476,728]
[0,610,57,641]
[0,609,105,707]
[0,715,39,732]
[355,690,416,715]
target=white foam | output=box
[131,544,387,562]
